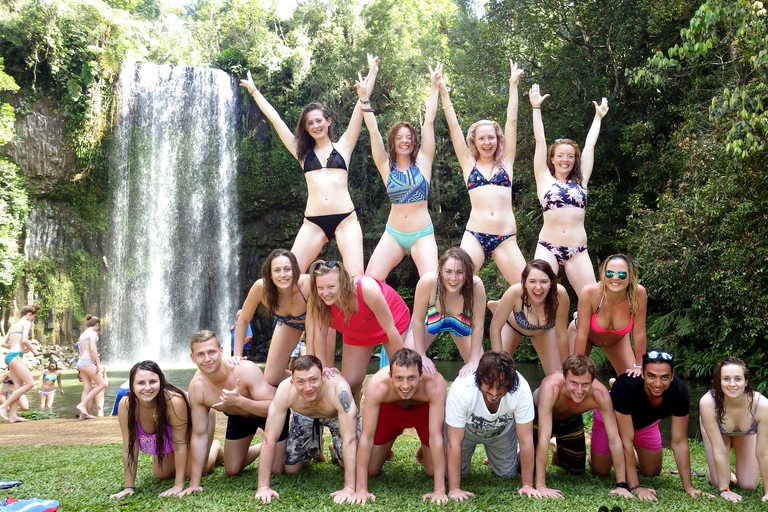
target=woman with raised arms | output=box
[239,55,379,275]
[572,254,647,376]
[439,61,525,285]
[110,360,221,499]
[699,357,768,503]
[305,259,409,401]
[0,304,40,422]
[233,249,318,387]
[355,63,441,281]
[489,259,570,375]
[408,247,485,377]
[529,83,608,296]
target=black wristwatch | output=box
[616,482,629,490]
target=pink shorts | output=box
[590,408,661,454]
[373,401,431,447]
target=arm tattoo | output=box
[339,390,351,413]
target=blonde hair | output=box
[466,120,505,165]
[598,254,640,314]
[308,260,357,327]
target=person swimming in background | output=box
[239,55,379,276]
[37,360,64,411]
[0,304,40,422]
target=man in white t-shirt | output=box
[445,351,540,501]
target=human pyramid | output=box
[69,53,763,504]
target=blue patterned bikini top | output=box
[466,165,511,190]
[386,162,430,204]
[541,180,587,212]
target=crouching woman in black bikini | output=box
[233,249,314,388]
[489,260,570,375]
[239,55,379,275]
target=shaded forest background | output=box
[0,0,766,388]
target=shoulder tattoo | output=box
[339,390,351,413]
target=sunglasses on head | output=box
[604,270,627,280]
[312,260,337,274]
[647,350,673,361]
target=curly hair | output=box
[260,249,301,316]
[436,247,475,329]
[547,139,583,185]
[475,351,519,395]
[466,120,505,166]
[711,357,754,428]
[125,360,190,468]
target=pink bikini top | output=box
[590,293,633,336]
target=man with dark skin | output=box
[351,348,448,505]
[590,350,712,500]
[255,355,359,504]
[532,354,633,499]
[178,330,288,496]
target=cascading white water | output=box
[106,62,241,365]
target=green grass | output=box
[1,434,764,511]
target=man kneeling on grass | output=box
[446,351,540,500]
[532,354,633,499]
[351,348,448,504]
[255,355,359,504]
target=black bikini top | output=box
[303,146,348,173]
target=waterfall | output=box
[106,62,241,365]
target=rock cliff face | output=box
[0,96,77,195]
[1,94,104,346]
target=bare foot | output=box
[482,458,489,465]
[329,443,339,465]
[415,447,423,464]
[314,440,327,462]
[76,404,95,420]
[387,449,394,462]
[0,404,10,422]
[10,415,29,422]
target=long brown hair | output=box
[466,120,505,166]
[711,357,755,427]
[295,102,334,164]
[547,139,583,185]
[260,249,300,316]
[436,247,475,328]
[387,122,419,165]
[520,259,559,326]
[308,260,357,327]
[126,360,190,468]
[598,254,640,314]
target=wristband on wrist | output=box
[531,106,541,109]
[630,485,641,491]
[360,99,370,104]
[361,108,374,113]
[719,488,730,494]
[442,104,453,110]
[616,481,629,490]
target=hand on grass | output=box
[535,486,563,499]
[630,486,656,501]
[109,488,134,499]
[422,490,449,504]
[518,485,541,498]
[447,488,474,501]
[158,484,183,497]
[349,490,376,505]
[177,485,203,497]
[611,487,634,499]
[255,486,279,503]
[330,487,355,504]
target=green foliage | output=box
[1,437,762,510]
[0,60,29,305]
[17,410,59,420]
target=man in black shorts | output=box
[532,354,632,499]
[179,330,289,496]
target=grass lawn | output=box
[1,431,764,511]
